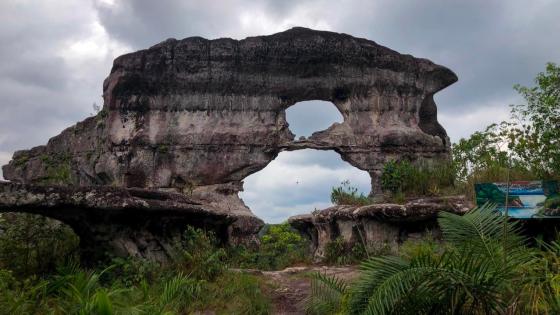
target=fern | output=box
[306,204,547,314]
[306,272,349,315]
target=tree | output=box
[509,62,560,178]
[452,62,560,181]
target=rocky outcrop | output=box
[3,27,456,193]
[288,196,472,259]
[1,28,457,260]
[0,181,262,262]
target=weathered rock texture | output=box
[3,27,456,192]
[288,196,472,259]
[1,28,457,260]
[0,181,260,262]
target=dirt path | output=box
[252,265,359,315]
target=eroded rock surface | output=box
[3,27,456,193]
[1,28,457,260]
[288,196,472,259]
[0,181,261,262]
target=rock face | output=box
[288,196,472,259]
[1,28,457,260]
[0,181,261,262]
[3,27,456,192]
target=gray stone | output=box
[1,27,457,260]
[288,196,472,259]
[0,181,262,262]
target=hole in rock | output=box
[0,212,80,275]
[286,100,343,139]
[239,149,371,223]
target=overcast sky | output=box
[1,0,559,222]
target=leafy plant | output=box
[0,225,271,314]
[228,222,310,270]
[452,62,560,186]
[170,225,226,280]
[307,204,560,314]
[306,272,349,314]
[380,160,456,198]
[0,213,79,277]
[331,180,371,206]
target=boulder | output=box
[288,196,472,259]
[0,181,262,262]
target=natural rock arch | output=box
[240,148,371,223]
[1,27,457,260]
[285,100,344,139]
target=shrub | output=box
[170,225,226,280]
[308,204,560,314]
[0,213,79,277]
[331,180,371,206]
[0,225,271,314]
[380,160,456,198]
[323,236,378,265]
[228,223,310,270]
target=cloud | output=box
[1,0,559,220]
[239,149,371,222]
[286,100,343,138]
[0,0,128,179]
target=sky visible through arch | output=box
[1,0,559,222]
[239,149,371,223]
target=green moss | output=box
[157,145,169,154]
[38,153,73,185]
[13,154,29,168]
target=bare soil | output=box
[242,265,359,315]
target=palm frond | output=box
[305,272,348,315]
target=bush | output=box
[307,204,560,314]
[380,160,456,198]
[0,225,272,314]
[228,223,310,270]
[324,236,378,265]
[0,213,79,277]
[168,225,227,281]
[331,180,371,206]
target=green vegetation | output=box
[380,160,456,198]
[452,62,559,183]
[331,180,371,206]
[0,215,272,314]
[0,213,79,277]
[228,222,310,270]
[12,153,29,167]
[307,204,560,314]
[323,237,391,265]
[38,152,73,185]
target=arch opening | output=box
[0,212,80,276]
[239,149,371,223]
[285,100,343,139]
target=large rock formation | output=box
[0,181,255,262]
[3,27,456,192]
[289,196,472,259]
[1,28,457,260]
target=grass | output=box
[0,220,273,314]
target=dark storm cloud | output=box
[95,0,560,140]
[1,0,559,221]
[330,0,560,139]
[0,1,123,179]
